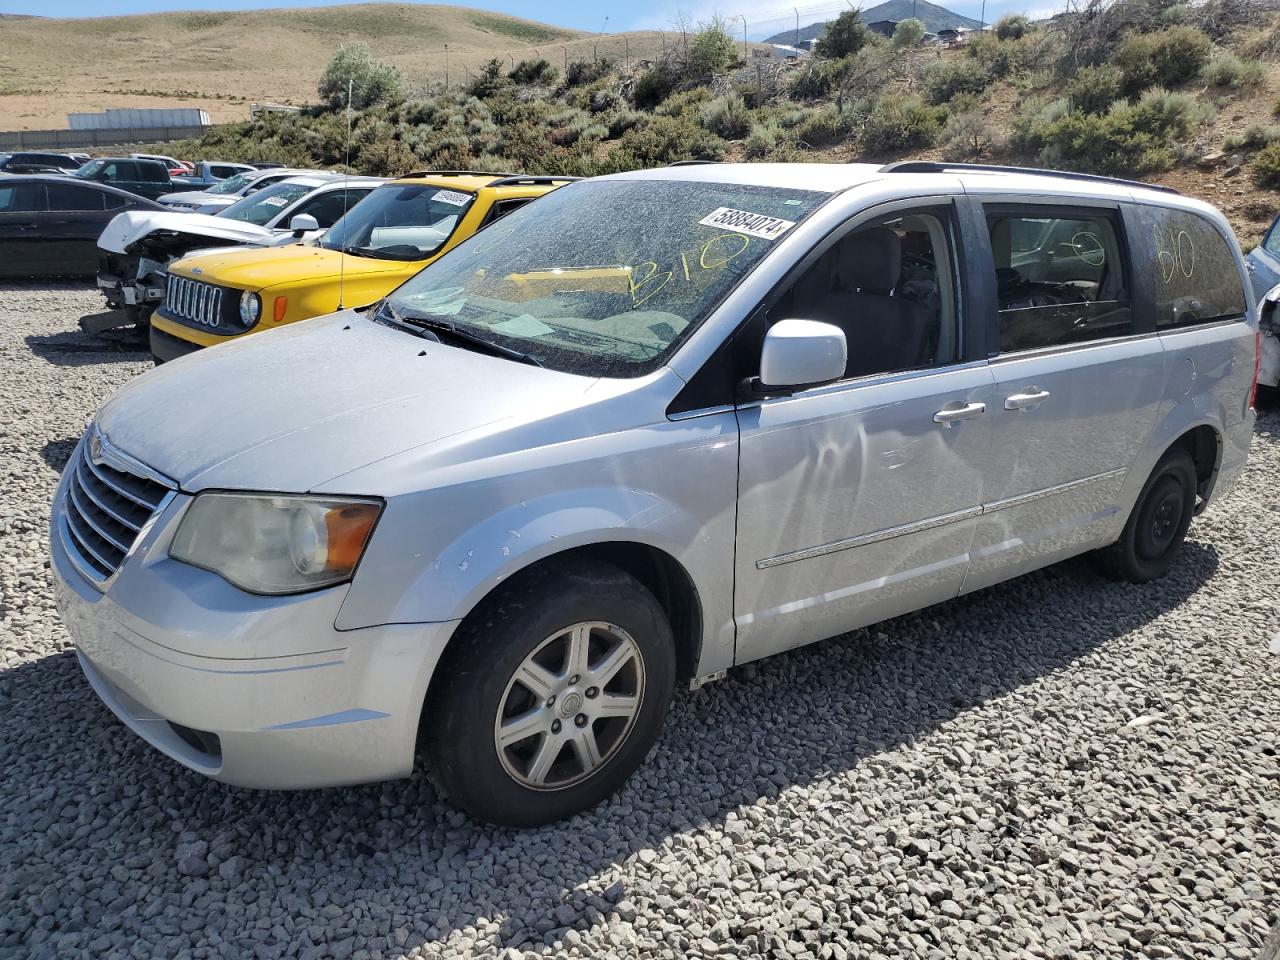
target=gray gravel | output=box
[1,283,1278,960]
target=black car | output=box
[0,151,86,175]
[71,157,187,201]
[0,175,163,278]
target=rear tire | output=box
[425,558,676,827]
[1097,447,1197,583]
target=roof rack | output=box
[486,175,583,187]
[667,159,720,166]
[878,161,1179,195]
[397,169,522,180]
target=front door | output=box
[964,201,1165,592]
[733,202,995,663]
[0,181,47,278]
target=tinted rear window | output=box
[1136,205,1246,327]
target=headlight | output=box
[239,291,262,325]
[170,493,382,594]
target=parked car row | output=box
[41,159,1275,827]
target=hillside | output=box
[0,4,679,130]
[764,0,982,43]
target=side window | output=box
[1265,218,1280,258]
[771,209,960,379]
[484,198,532,227]
[140,163,167,183]
[102,162,122,179]
[987,208,1132,352]
[295,191,360,228]
[1136,205,1246,327]
[0,184,45,212]
[103,193,129,210]
[47,184,106,211]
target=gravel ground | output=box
[1,283,1278,960]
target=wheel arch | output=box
[417,539,705,748]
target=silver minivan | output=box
[51,162,1260,826]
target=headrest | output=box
[837,226,901,296]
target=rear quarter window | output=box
[1136,205,1246,327]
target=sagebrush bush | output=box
[509,58,558,85]
[688,19,738,78]
[926,58,992,104]
[632,62,678,108]
[944,108,1000,157]
[656,86,713,117]
[964,32,1034,79]
[700,94,751,139]
[815,9,871,59]
[318,43,403,110]
[1254,142,1280,188]
[793,105,852,147]
[590,88,620,113]
[1201,51,1265,88]
[994,14,1031,39]
[1114,26,1212,96]
[788,58,843,101]
[1065,64,1123,115]
[566,59,611,87]
[743,120,782,158]
[892,18,925,49]
[619,114,726,165]
[862,94,944,154]
[607,109,642,137]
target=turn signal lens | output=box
[273,296,288,323]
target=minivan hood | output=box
[169,244,407,291]
[98,210,274,256]
[94,312,598,491]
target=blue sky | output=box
[13,0,1055,37]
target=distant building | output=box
[795,38,815,51]
[67,108,211,131]
[867,19,899,37]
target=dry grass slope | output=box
[0,4,683,129]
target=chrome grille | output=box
[165,275,225,328]
[60,432,173,583]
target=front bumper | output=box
[150,323,204,363]
[51,459,458,789]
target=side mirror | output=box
[289,213,320,236]
[758,318,847,392]
[1261,283,1280,334]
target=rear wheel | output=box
[425,558,676,826]
[1097,447,1197,583]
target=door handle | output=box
[1005,389,1051,411]
[1246,260,1255,272]
[933,401,987,427]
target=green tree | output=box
[892,18,926,49]
[815,10,869,60]
[318,43,403,111]
[688,18,737,78]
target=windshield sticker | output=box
[261,196,289,207]
[698,207,796,241]
[491,314,556,337]
[433,189,472,207]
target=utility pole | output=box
[736,14,748,59]
[794,7,800,46]
[444,44,449,88]
[980,0,986,29]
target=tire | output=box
[1097,447,1197,583]
[425,558,676,826]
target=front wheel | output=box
[1097,447,1197,583]
[425,559,676,826]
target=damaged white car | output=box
[95,175,384,327]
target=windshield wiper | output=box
[377,302,543,367]
[342,245,386,259]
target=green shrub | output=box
[1130,86,1214,140]
[688,18,737,78]
[590,88,620,113]
[861,93,944,154]
[892,18,926,49]
[1224,123,1280,150]
[468,58,511,99]
[656,86,712,117]
[355,137,420,176]
[632,61,679,108]
[964,32,1034,79]
[944,107,999,157]
[926,58,992,104]
[318,43,403,110]
[994,14,1031,39]
[788,59,842,100]
[793,105,852,147]
[1114,26,1212,96]
[743,120,783,158]
[619,114,726,165]
[607,109,642,137]
[700,94,752,139]
[566,59,611,87]
[1065,64,1123,115]
[815,9,870,59]
[509,58,558,85]
[1254,142,1280,188]
[1201,52,1265,88]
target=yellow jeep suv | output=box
[149,171,576,362]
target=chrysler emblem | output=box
[89,430,104,463]
[191,267,204,275]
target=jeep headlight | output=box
[170,493,382,594]
[239,290,262,326]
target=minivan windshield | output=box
[320,183,475,261]
[381,179,826,377]
[73,159,106,178]
[219,180,315,225]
